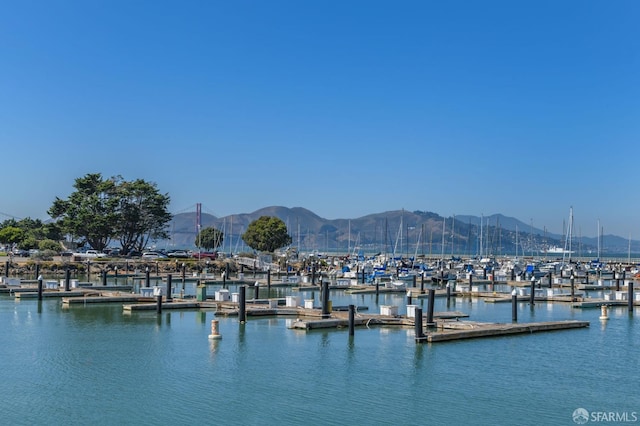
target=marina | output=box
[2,254,640,425]
[3,258,640,342]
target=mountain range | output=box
[162,206,637,256]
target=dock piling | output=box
[181,263,186,291]
[102,269,107,286]
[37,276,43,301]
[530,277,535,306]
[348,304,355,337]
[407,290,412,306]
[145,267,150,287]
[426,289,435,327]
[511,290,517,322]
[239,285,246,323]
[420,273,425,294]
[254,281,259,299]
[628,281,634,313]
[156,294,162,314]
[570,275,575,302]
[65,268,70,292]
[414,307,424,340]
[166,274,172,302]
[321,281,330,318]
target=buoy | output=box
[208,320,222,339]
[599,305,609,321]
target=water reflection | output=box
[209,338,221,357]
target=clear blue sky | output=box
[1,1,638,238]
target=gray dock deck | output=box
[15,290,87,299]
[289,310,469,330]
[417,320,589,343]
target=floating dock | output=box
[1,285,132,295]
[571,299,638,309]
[289,311,469,330]
[15,290,86,299]
[417,320,589,343]
[123,301,202,312]
[62,295,155,306]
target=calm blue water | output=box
[1,281,639,426]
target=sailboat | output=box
[538,209,574,256]
[560,207,575,271]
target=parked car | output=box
[103,248,121,256]
[192,251,217,260]
[73,250,107,259]
[142,251,168,259]
[167,250,190,258]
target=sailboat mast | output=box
[451,214,455,257]
[479,214,483,259]
[597,219,601,260]
[562,206,573,266]
[441,218,446,263]
[348,220,351,255]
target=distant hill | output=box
[159,207,637,256]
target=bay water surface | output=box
[1,282,638,425]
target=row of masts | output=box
[170,206,630,263]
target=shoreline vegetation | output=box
[2,251,639,280]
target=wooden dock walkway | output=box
[288,310,469,330]
[417,320,589,343]
[123,301,202,311]
[15,290,87,299]
[1,285,133,295]
[482,294,583,303]
[571,299,639,308]
[62,295,156,307]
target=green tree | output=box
[114,179,172,254]
[48,173,172,254]
[0,218,63,247]
[48,173,119,251]
[0,226,24,247]
[242,216,292,253]
[196,227,224,251]
[39,239,62,252]
[20,236,38,250]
